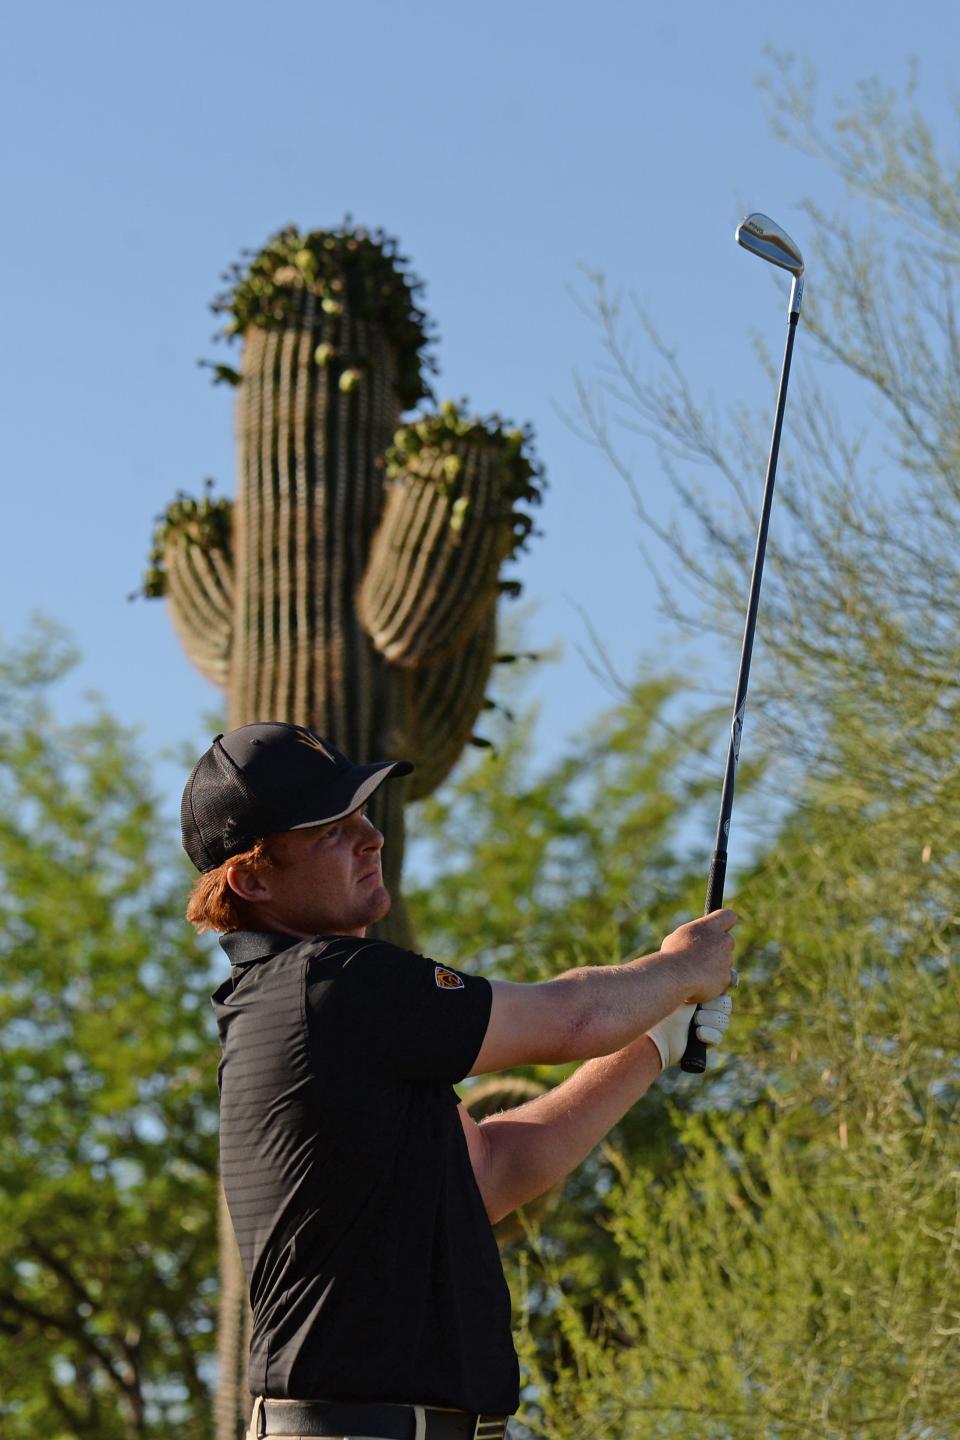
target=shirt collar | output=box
[219,929,301,969]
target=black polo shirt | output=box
[211,931,519,1414]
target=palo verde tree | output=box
[141,224,545,1438]
[512,709,959,1438]
[0,622,220,1440]
[509,59,960,1436]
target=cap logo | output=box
[434,966,464,990]
[295,730,336,762]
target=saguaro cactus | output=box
[143,223,544,1437]
[146,223,543,937]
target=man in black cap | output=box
[182,722,736,1440]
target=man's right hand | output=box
[659,909,738,1003]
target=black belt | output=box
[258,1398,509,1440]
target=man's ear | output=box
[226,862,273,903]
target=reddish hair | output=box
[185,838,277,934]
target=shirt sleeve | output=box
[306,940,492,1084]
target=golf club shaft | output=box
[681,285,801,1074]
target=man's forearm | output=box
[469,910,736,1076]
[473,1034,662,1224]
[547,950,692,1058]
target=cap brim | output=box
[285,759,413,832]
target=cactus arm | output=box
[143,491,234,689]
[365,445,500,666]
[164,533,233,687]
[401,608,498,800]
[359,406,543,670]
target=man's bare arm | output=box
[467,910,736,1076]
[460,1033,663,1224]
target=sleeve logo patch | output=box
[434,966,464,990]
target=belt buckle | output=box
[472,1418,506,1440]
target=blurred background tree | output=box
[511,745,958,1437]
[0,623,220,1439]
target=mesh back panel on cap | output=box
[182,743,262,871]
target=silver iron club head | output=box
[736,213,804,277]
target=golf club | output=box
[681,213,804,1074]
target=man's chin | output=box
[351,883,391,934]
[368,885,391,924]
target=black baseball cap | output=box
[181,722,414,873]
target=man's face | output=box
[233,806,390,938]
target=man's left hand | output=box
[647,992,734,1072]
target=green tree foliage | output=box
[413,63,960,1438]
[514,783,958,1438]
[0,623,220,1439]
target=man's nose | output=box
[356,814,384,849]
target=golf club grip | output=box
[679,851,728,1074]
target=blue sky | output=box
[1,0,957,826]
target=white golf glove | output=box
[646,991,734,1072]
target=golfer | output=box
[182,722,736,1440]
